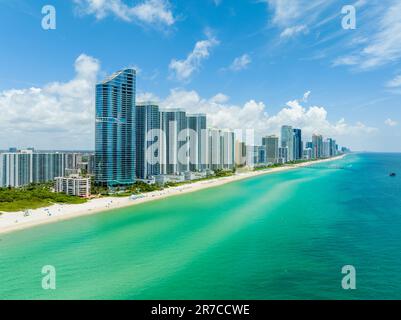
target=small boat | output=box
[390,173,396,177]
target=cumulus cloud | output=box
[229,54,252,71]
[74,0,175,26]
[0,54,377,151]
[0,54,99,149]
[385,118,398,127]
[280,25,308,38]
[169,36,219,81]
[146,88,377,147]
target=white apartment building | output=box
[54,175,91,198]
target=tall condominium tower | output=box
[222,130,235,170]
[160,109,188,175]
[262,135,279,164]
[312,134,323,159]
[234,140,247,166]
[208,129,235,171]
[0,150,70,188]
[208,129,222,171]
[281,125,294,161]
[293,128,303,160]
[187,114,207,172]
[136,102,161,179]
[95,69,136,187]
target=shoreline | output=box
[0,155,346,235]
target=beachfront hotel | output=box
[95,69,136,187]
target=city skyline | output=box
[0,1,400,152]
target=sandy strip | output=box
[0,155,346,235]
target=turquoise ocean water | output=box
[0,153,401,299]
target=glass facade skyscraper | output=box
[187,114,207,172]
[262,135,279,164]
[160,109,188,175]
[281,125,294,161]
[136,103,161,179]
[293,128,303,160]
[95,69,136,187]
[312,134,323,159]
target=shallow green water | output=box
[1,153,401,299]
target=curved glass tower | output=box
[95,69,136,187]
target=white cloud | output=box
[280,25,308,38]
[0,54,100,149]
[147,88,377,147]
[229,54,252,71]
[265,0,334,27]
[332,56,359,67]
[169,36,219,81]
[265,0,302,27]
[334,1,401,70]
[74,0,175,26]
[386,75,401,88]
[385,118,398,126]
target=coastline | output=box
[0,154,346,235]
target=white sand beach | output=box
[0,155,346,235]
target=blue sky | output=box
[0,0,400,151]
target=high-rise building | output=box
[222,130,235,170]
[32,152,66,183]
[278,147,288,163]
[54,175,91,198]
[187,114,207,172]
[312,134,323,159]
[0,152,32,187]
[293,128,303,160]
[95,69,136,187]
[251,146,260,165]
[234,140,247,166]
[160,109,188,175]
[323,139,330,158]
[135,103,161,179]
[257,146,266,164]
[208,129,222,171]
[281,125,294,161]
[262,135,279,164]
[0,150,70,188]
[303,148,313,160]
[208,129,235,171]
[328,138,337,157]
